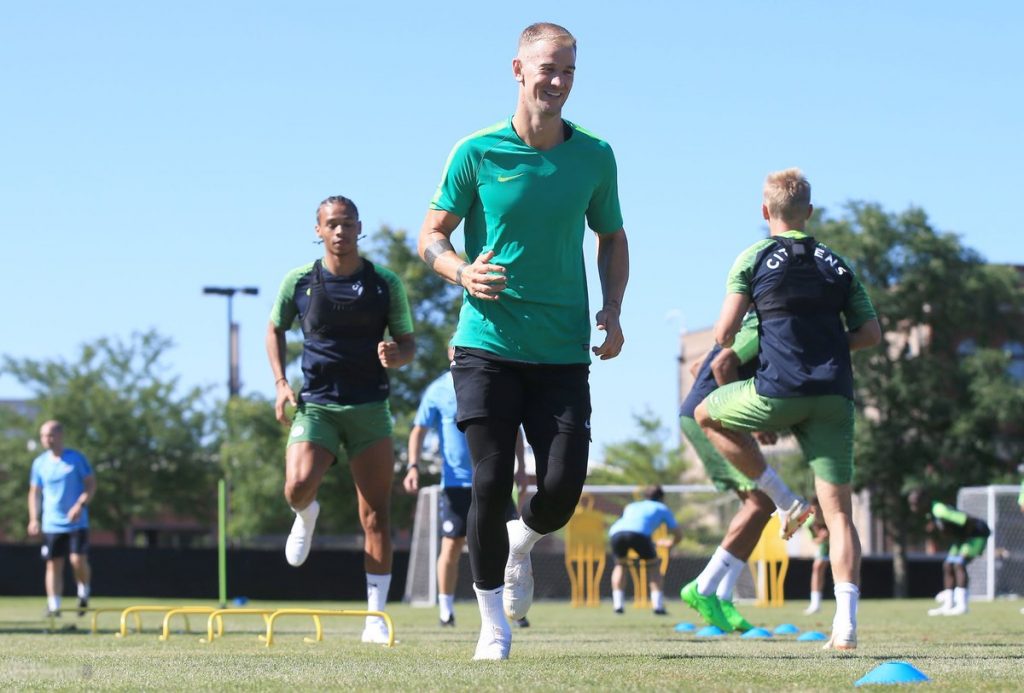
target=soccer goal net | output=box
[957,485,1024,601]
[403,484,754,607]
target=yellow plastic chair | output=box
[748,515,789,607]
[626,524,671,608]
[564,495,607,607]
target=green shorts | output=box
[705,379,855,485]
[288,400,393,461]
[679,415,756,493]
[816,540,830,560]
[948,537,987,560]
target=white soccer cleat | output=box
[943,603,967,616]
[361,618,392,645]
[473,624,511,661]
[927,605,951,616]
[804,604,821,615]
[285,500,320,567]
[778,497,813,540]
[822,627,857,651]
[503,551,534,621]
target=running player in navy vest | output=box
[695,169,881,650]
[266,195,415,645]
[417,23,629,660]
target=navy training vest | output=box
[299,259,391,405]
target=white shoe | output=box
[822,627,857,651]
[944,603,967,616]
[503,551,534,620]
[361,619,392,645]
[804,603,821,615]
[285,500,319,567]
[473,624,511,661]
[928,605,951,616]
[778,498,812,540]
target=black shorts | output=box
[440,486,472,538]
[439,486,520,538]
[610,531,656,561]
[451,347,591,436]
[41,529,89,561]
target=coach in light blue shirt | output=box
[608,485,682,615]
[27,420,96,617]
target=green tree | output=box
[809,203,1024,594]
[1,331,216,544]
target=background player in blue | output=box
[27,420,95,618]
[267,195,415,645]
[607,485,682,615]
[417,22,629,660]
[403,345,527,628]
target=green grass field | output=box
[1,596,1021,690]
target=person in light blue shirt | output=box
[404,346,526,627]
[27,420,96,617]
[608,485,682,615]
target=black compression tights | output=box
[464,417,590,589]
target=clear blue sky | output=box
[2,2,1021,454]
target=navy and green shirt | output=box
[726,230,876,399]
[430,117,624,364]
[679,311,760,417]
[930,501,990,542]
[270,259,413,405]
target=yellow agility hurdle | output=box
[116,605,203,637]
[263,609,394,647]
[200,609,322,644]
[88,607,141,635]
[159,607,223,641]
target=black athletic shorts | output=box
[41,529,90,560]
[610,531,657,561]
[451,347,591,437]
[439,486,520,538]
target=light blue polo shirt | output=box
[30,449,92,533]
[413,372,472,488]
[609,499,678,537]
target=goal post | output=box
[956,485,1024,601]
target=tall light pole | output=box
[203,286,259,397]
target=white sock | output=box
[612,589,625,610]
[651,590,664,611]
[292,500,319,523]
[755,467,799,511]
[439,593,455,621]
[833,582,859,633]
[936,588,952,608]
[474,584,509,629]
[809,590,822,610]
[77,583,90,599]
[47,595,61,612]
[953,586,968,609]
[716,558,745,601]
[507,518,543,555]
[365,573,391,630]
[697,546,740,596]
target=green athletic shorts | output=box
[704,378,855,485]
[679,415,756,493]
[288,400,393,460]
[949,537,987,560]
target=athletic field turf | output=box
[2,596,1021,690]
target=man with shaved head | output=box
[418,22,629,660]
[28,420,96,619]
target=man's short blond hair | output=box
[518,22,576,53]
[763,168,811,223]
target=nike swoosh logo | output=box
[497,173,525,183]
